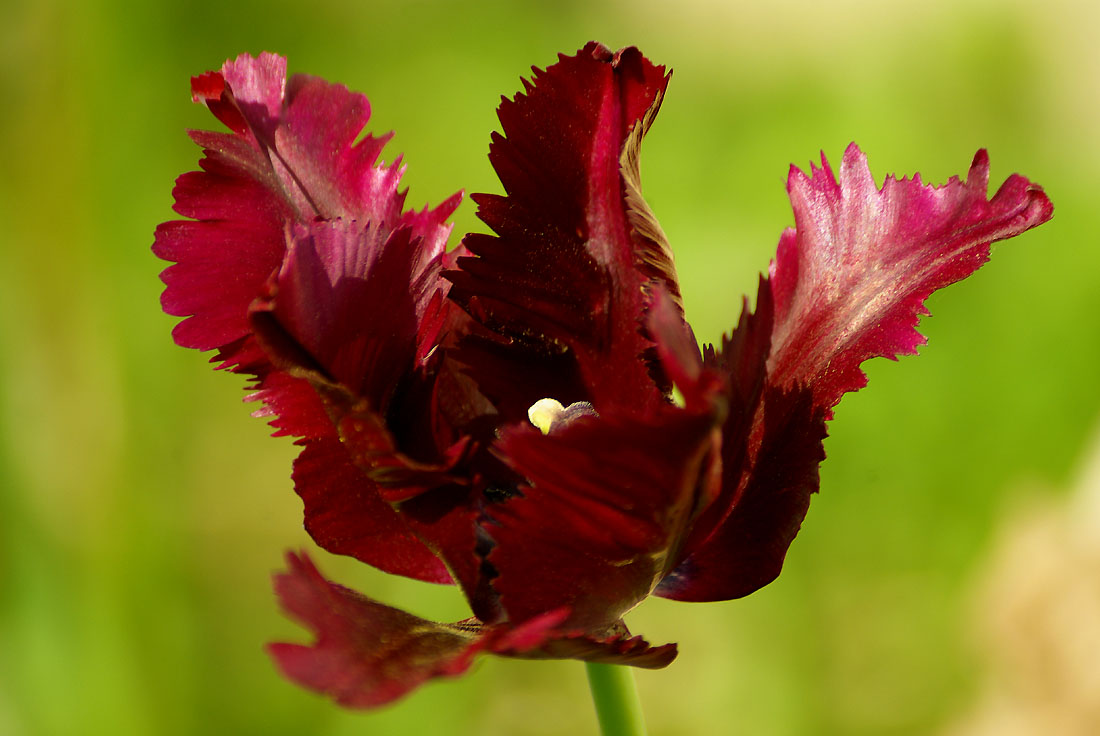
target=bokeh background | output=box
[3,0,1098,733]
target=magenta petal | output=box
[660,149,1052,601]
[270,64,464,232]
[155,55,296,367]
[218,52,286,138]
[274,74,394,220]
[487,407,719,630]
[768,145,1053,409]
[447,42,675,411]
[292,440,452,584]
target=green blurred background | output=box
[2,0,1097,733]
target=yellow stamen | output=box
[527,398,565,435]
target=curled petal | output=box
[319,381,474,495]
[661,149,1051,601]
[447,42,675,411]
[646,285,722,411]
[395,486,502,625]
[155,52,460,437]
[768,144,1053,409]
[212,52,285,137]
[656,281,777,596]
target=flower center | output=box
[527,398,596,435]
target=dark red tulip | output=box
[154,43,1053,707]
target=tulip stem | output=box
[585,662,648,736]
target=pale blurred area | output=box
[2,0,1099,734]
[943,424,1100,736]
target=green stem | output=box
[585,662,648,736]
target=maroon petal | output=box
[445,330,590,431]
[768,145,1053,409]
[645,285,720,412]
[507,620,677,669]
[657,383,827,601]
[250,221,430,409]
[394,484,502,624]
[486,406,719,631]
[268,552,505,708]
[269,553,674,707]
[317,383,475,495]
[447,42,676,411]
[291,439,452,584]
[655,281,777,592]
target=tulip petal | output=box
[268,552,497,708]
[247,371,334,440]
[487,407,718,630]
[659,149,1051,601]
[657,382,827,601]
[508,621,677,669]
[768,145,1053,409]
[250,221,425,408]
[268,552,673,708]
[155,52,460,440]
[291,439,452,584]
[153,166,289,367]
[447,42,676,411]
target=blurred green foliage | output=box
[2,0,1096,734]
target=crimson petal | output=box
[153,163,289,367]
[268,552,564,708]
[155,52,460,442]
[447,42,675,411]
[251,221,427,408]
[268,552,674,708]
[291,439,451,584]
[657,383,827,601]
[487,406,719,631]
[247,371,334,440]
